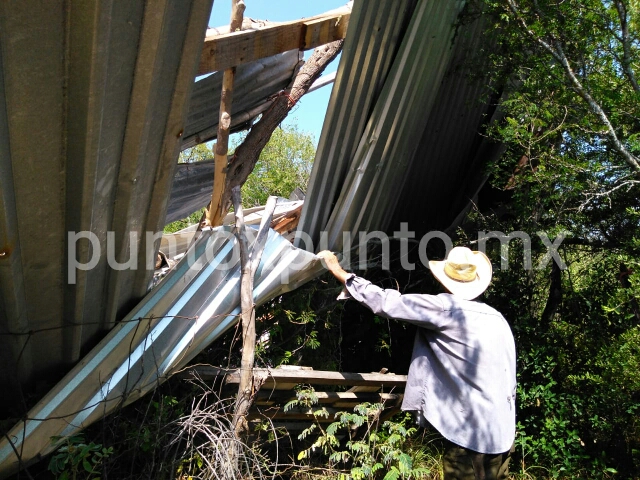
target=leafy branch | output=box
[504,0,640,174]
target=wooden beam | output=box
[198,9,350,75]
[181,366,407,389]
[253,391,402,406]
[247,403,403,421]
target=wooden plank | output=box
[198,11,350,75]
[181,366,407,388]
[303,15,349,50]
[247,405,340,421]
[254,391,402,406]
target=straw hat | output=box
[429,247,492,300]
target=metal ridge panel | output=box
[297,0,419,248]
[322,0,467,250]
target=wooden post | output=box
[231,189,278,435]
[205,0,246,227]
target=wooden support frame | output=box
[199,7,351,75]
[181,366,408,389]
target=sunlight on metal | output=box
[0,227,322,477]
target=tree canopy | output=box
[235,123,315,207]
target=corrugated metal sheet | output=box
[181,50,303,150]
[388,14,506,235]
[0,227,322,477]
[166,159,216,224]
[296,0,419,247]
[0,0,212,410]
[299,0,467,250]
[323,0,467,249]
[299,0,505,248]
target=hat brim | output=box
[429,251,492,300]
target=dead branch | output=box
[231,190,277,436]
[219,39,344,219]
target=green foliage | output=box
[472,0,640,227]
[48,434,113,480]
[163,208,205,234]
[249,277,345,371]
[458,207,640,477]
[178,143,212,164]
[456,4,640,474]
[291,388,433,479]
[235,123,315,207]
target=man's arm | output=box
[317,250,351,284]
[317,250,446,326]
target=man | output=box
[317,246,516,480]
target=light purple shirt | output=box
[345,275,516,454]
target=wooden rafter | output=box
[199,6,351,75]
[205,0,245,227]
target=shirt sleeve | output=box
[345,275,448,329]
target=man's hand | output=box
[317,250,351,284]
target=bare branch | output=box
[231,186,254,436]
[578,178,640,211]
[220,39,344,216]
[230,189,275,438]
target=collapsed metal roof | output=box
[0,224,321,477]
[299,0,503,248]
[0,0,505,475]
[0,0,214,407]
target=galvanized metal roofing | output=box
[0,226,321,477]
[297,0,419,247]
[0,1,213,411]
[299,0,505,247]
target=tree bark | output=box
[205,0,246,227]
[230,190,277,435]
[540,260,562,326]
[219,39,344,219]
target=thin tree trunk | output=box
[540,260,562,326]
[205,0,246,227]
[231,190,277,435]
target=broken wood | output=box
[199,5,351,75]
[216,39,343,222]
[230,191,278,435]
[205,0,246,227]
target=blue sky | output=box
[208,0,347,144]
